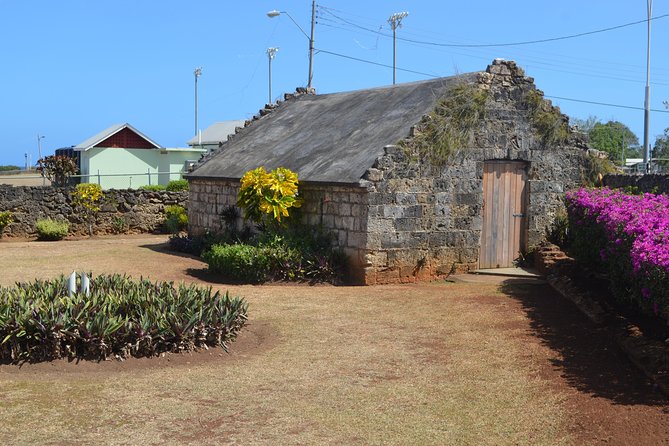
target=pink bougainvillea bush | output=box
[566,187,669,323]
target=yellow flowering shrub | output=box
[71,183,104,235]
[237,167,301,224]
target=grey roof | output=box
[74,123,161,151]
[187,120,246,146]
[188,73,478,184]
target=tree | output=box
[653,128,669,167]
[37,155,78,186]
[587,121,639,166]
[571,115,599,134]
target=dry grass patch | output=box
[1,280,572,445]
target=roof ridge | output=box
[190,87,316,171]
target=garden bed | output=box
[538,243,669,396]
[0,273,248,363]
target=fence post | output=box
[97,170,101,185]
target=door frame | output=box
[479,160,528,269]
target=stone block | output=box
[350,204,366,218]
[347,231,367,249]
[364,168,384,182]
[395,193,418,205]
[428,232,449,248]
[337,230,347,246]
[382,205,405,219]
[364,250,387,267]
[375,268,400,284]
[339,202,352,216]
[394,218,420,232]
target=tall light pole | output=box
[267,47,279,104]
[388,12,408,85]
[643,0,652,171]
[267,0,316,89]
[37,134,45,185]
[194,66,202,136]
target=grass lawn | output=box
[0,235,666,445]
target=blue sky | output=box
[1,0,668,168]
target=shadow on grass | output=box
[139,242,202,261]
[499,278,668,407]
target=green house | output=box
[74,123,205,189]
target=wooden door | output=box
[480,161,527,269]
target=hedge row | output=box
[566,187,669,321]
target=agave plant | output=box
[0,274,248,363]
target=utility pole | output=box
[267,47,279,104]
[643,0,652,172]
[308,0,316,89]
[388,12,408,85]
[194,67,202,136]
[267,1,316,89]
[37,134,45,185]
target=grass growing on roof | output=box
[400,81,488,166]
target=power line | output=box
[319,5,669,48]
[316,48,439,78]
[547,95,669,113]
[318,46,669,114]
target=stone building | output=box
[187,59,592,284]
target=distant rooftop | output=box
[187,120,246,146]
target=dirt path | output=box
[0,235,667,445]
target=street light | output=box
[194,66,202,136]
[267,0,316,89]
[388,12,409,85]
[267,47,279,104]
[643,0,652,172]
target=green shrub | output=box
[35,218,69,241]
[546,207,570,248]
[204,243,270,283]
[0,210,13,235]
[111,215,127,234]
[164,205,188,233]
[203,225,345,284]
[0,273,248,363]
[166,179,189,191]
[139,184,166,191]
[523,89,569,147]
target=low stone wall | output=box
[603,174,669,194]
[0,185,187,237]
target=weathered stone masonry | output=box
[188,60,591,285]
[189,179,370,283]
[355,61,588,284]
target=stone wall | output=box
[188,178,370,283]
[0,185,187,237]
[358,60,588,284]
[187,179,240,234]
[186,60,590,285]
[603,174,669,194]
